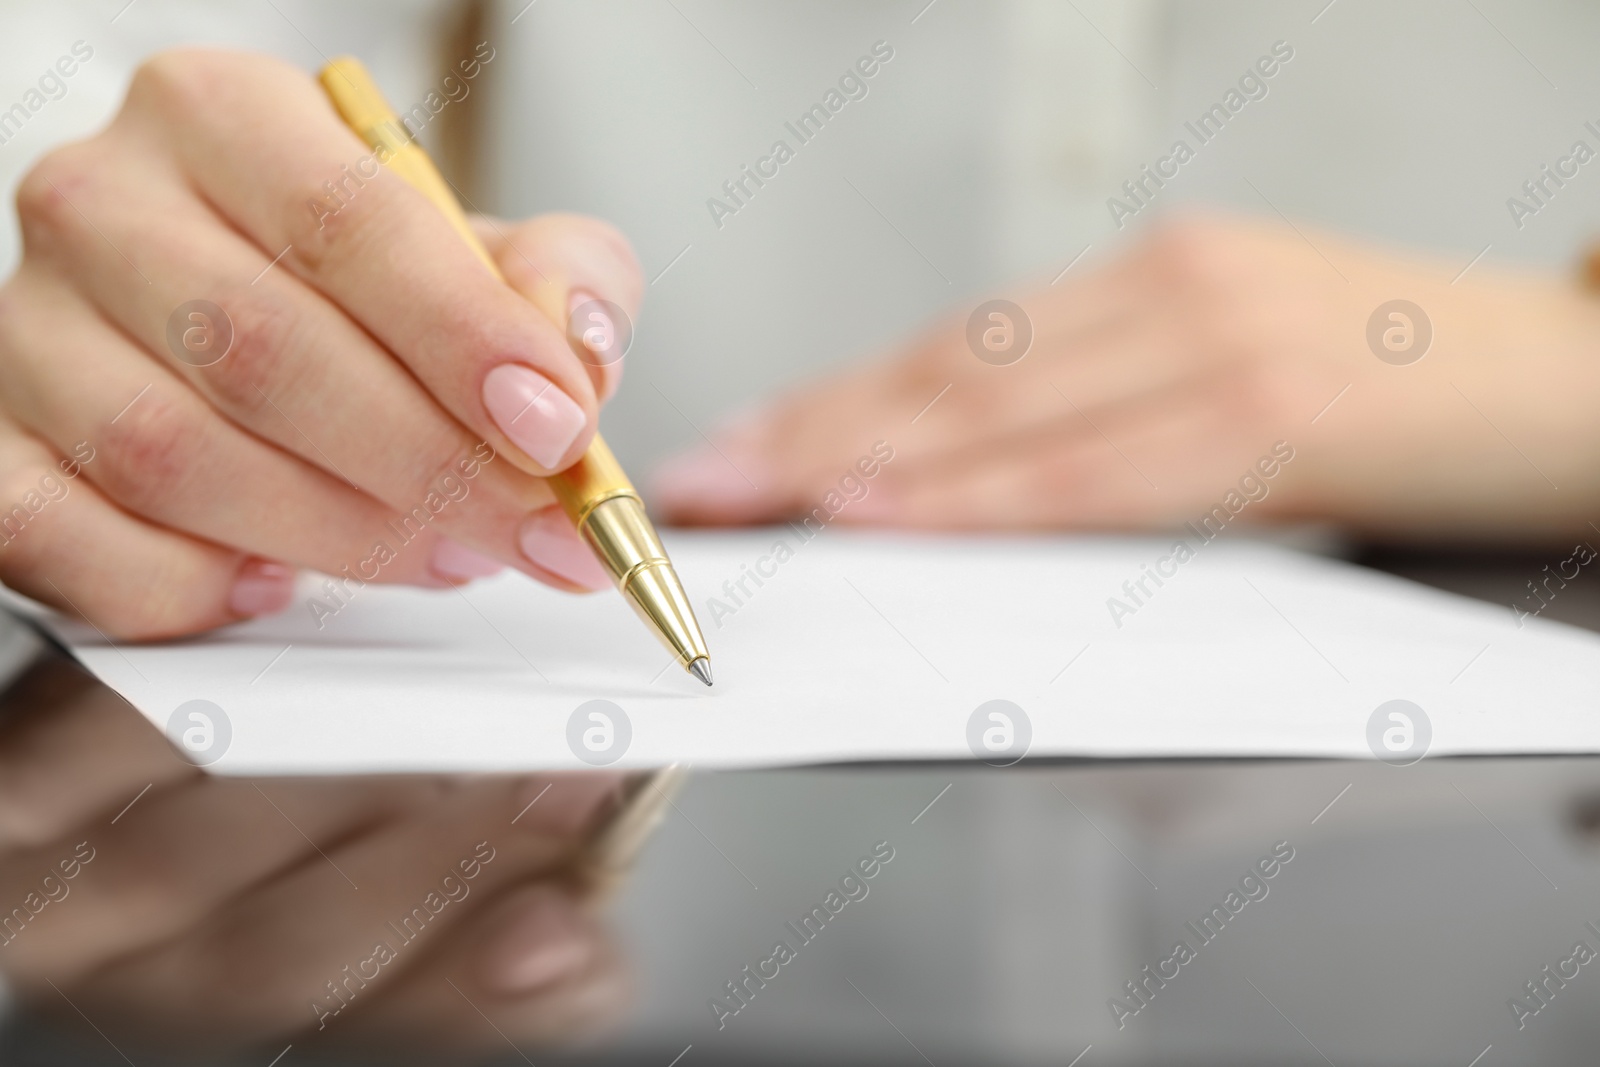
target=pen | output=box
[318,57,712,686]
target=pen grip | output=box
[319,59,500,279]
[317,57,634,515]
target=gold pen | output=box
[318,57,711,686]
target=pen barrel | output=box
[321,57,569,316]
[319,55,709,673]
[547,435,635,523]
[581,494,709,667]
[319,59,496,275]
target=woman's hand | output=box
[0,48,641,639]
[0,653,627,1056]
[654,214,1600,544]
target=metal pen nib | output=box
[318,58,708,682]
[577,491,711,681]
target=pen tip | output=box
[688,658,713,687]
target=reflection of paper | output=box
[27,531,1600,774]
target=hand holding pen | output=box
[0,49,645,638]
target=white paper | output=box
[26,530,1600,774]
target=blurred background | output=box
[5,1,1600,1063]
[7,1,1600,472]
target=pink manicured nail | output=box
[651,445,768,517]
[430,539,504,583]
[228,559,294,618]
[482,363,588,469]
[568,290,616,362]
[569,289,626,398]
[517,507,612,590]
[478,888,591,994]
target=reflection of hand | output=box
[0,657,626,1056]
[0,49,641,640]
[656,214,1600,543]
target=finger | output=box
[126,50,600,477]
[67,775,616,1041]
[0,270,460,589]
[333,884,625,1051]
[650,356,906,526]
[647,298,1066,525]
[0,419,291,638]
[650,294,1191,526]
[849,371,1299,530]
[0,655,197,848]
[0,772,619,987]
[0,774,455,982]
[473,213,644,403]
[649,225,1236,525]
[14,142,608,592]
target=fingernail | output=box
[483,363,588,470]
[517,507,612,590]
[430,539,505,583]
[569,289,626,400]
[568,290,618,363]
[652,444,767,517]
[228,559,294,618]
[479,888,592,994]
[512,773,624,835]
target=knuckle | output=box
[285,168,397,278]
[189,290,292,417]
[126,49,222,120]
[96,390,207,516]
[127,48,294,122]
[15,142,100,248]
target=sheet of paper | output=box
[24,531,1600,774]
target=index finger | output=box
[123,49,598,477]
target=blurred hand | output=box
[654,214,1600,543]
[0,654,627,1056]
[0,48,641,640]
